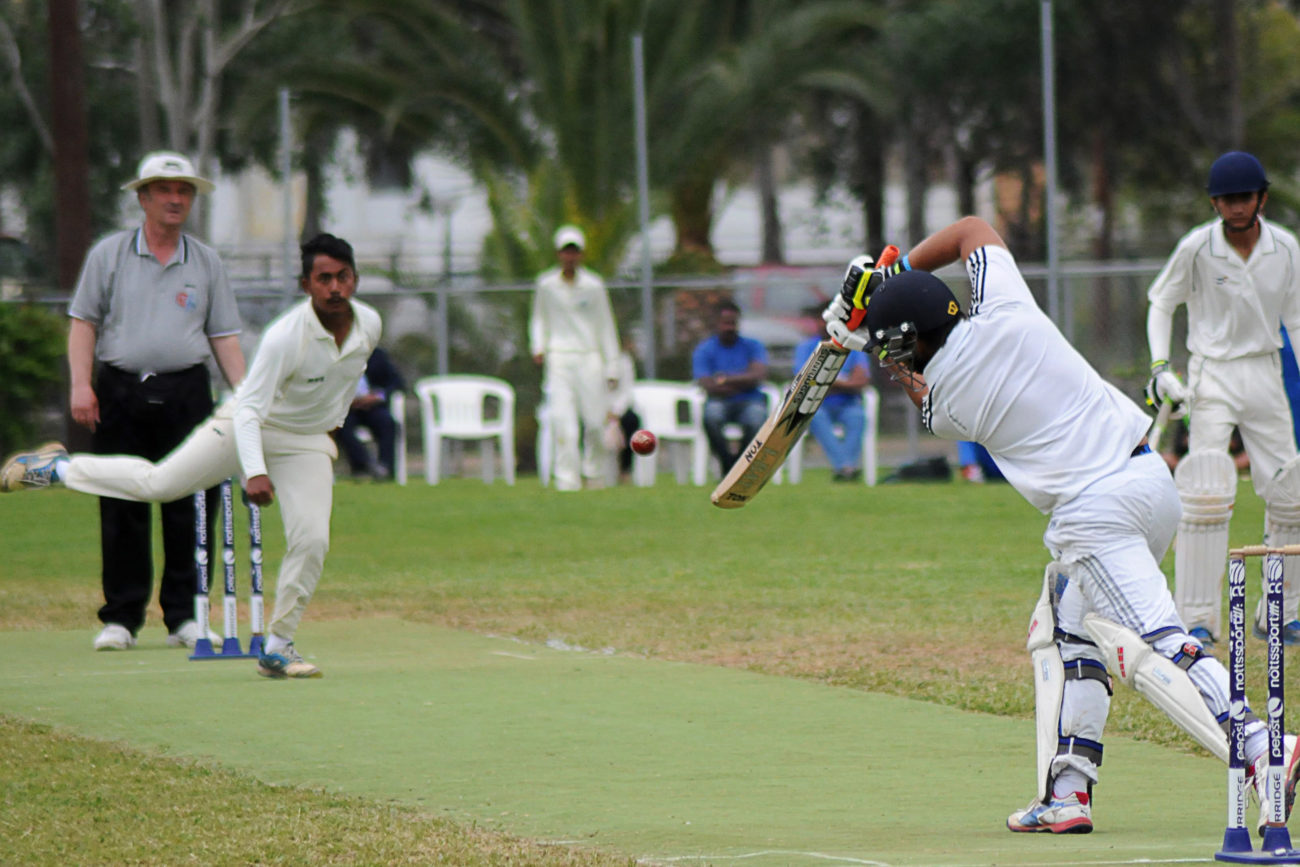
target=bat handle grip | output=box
[844,244,901,331]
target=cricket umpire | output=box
[68,151,245,652]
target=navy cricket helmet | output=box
[864,270,962,370]
[865,270,961,337]
[1206,151,1269,197]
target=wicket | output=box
[189,479,265,661]
[1217,545,1300,864]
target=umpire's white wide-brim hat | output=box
[121,151,215,194]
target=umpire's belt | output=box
[99,362,207,384]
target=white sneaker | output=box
[166,620,223,649]
[1007,791,1092,834]
[93,623,135,651]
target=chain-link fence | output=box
[5,256,1179,472]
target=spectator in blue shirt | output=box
[693,300,769,474]
[792,317,871,482]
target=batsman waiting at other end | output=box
[1146,151,1300,648]
[824,216,1300,835]
[2,234,381,680]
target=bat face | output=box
[709,344,848,508]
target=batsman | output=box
[825,215,1300,835]
[1147,151,1300,647]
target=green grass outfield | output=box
[0,468,1286,865]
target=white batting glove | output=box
[1145,362,1188,409]
[825,318,872,352]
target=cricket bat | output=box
[710,245,900,509]
[1148,397,1173,453]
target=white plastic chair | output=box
[535,396,554,486]
[786,385,880,486]
[629,381,709,486]
[717,382,786,484]
[414,375,516,485]
[391,391,408,485]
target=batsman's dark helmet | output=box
[1207,151,1269,197]
[864,269,962,339]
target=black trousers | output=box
[335,405,397,475]
[93,363,214,634]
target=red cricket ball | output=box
[630,429,657,456]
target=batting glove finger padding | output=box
[826,318,872,353]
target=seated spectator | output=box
[334,346,404,480]
[793,316,871,481]
[693,300,768,474]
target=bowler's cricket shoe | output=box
[1252,735,1300,836]
[0,442,67,492]
[1252,619,1300,646]
[1007,792,1092,834]
[257,644,322,679]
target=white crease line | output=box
[647,852,891,865]
[491,652,537,660]
[642,853,1213,867]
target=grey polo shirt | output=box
[68,228,242,374]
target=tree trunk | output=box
[856,103,885,256]
[48,0,91,293]
[904,115,926,248]
[1091,128,1115,354]
[669,174,717,267]
[755,138,783,265]
[1216,0,1243,150]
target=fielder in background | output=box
[530,225,621,491]
[2,234,380,680]
[792,312,871,482]
[824,215,1300,835]
[1146,151,1300,647]
[67,151,246,653]
[694,300,770,475]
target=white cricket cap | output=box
[553,225,586,251]
[121,151,215,194]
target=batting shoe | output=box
[1250,735,1300,837]
[257,644,322,679]
[1007,792,1092,834]
[0,442,68,492]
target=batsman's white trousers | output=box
[64,414,336,642]
[544,350,610,491]
[1044,451,1233,734]
[1188,353,1298,500]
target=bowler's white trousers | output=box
[65,413,336,642]
[544,350,609,491]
